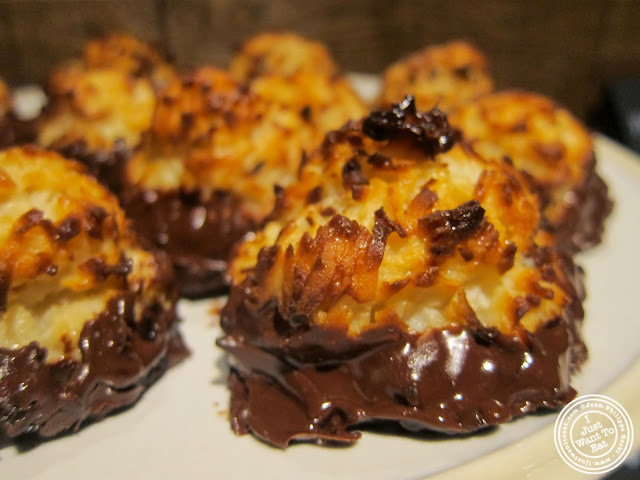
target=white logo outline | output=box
[554,394,634,475]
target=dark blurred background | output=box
[0,0,639,123]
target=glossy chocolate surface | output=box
[0,291,187,439]
[221,321,582,448]
[549,155,613,252]
[218,251,586,448]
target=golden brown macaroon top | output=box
[127,66,367,221]
[380,41,494,113]
[0,146,170,362]
[230,32,338,81]
[38,63,156,152]
[449,90,595,227]
[37,33,177,154]
[82,32,177,92]
[230,98,571,339]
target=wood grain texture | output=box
[0,0,638,119]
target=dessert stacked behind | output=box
[80,32,177,93]
[380,41,494,113]
[381,45,612,253]
[36,33,178,194]
[450,92,612,251]
[230,32,339,80]
[0,146,186,439]
[123,33,367,297]
[218,98,587,447]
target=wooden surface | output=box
[0,0,638,119]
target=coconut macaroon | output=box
[230,32,338,81]
[123,64,367,297]
[36,34,177,194]
[82,32,177,92]
[0,146,186,439]
[380,41,494,113]
[450,91,612,251]
[218,97,586,448]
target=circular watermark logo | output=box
[554,394,634,475]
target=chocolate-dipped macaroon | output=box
[218,97,586,448]
[0,78,38,149]
[450,91,612,251]
[123,49,367,297]
[0,146,186,439]
[36,33,177,194]
[380,41,494,113]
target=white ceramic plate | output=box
[1,81,640,480]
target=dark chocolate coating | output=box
[55,140,131,196]
[122,188,258,298]
[218,250,586,448]
[0,292,187,439]
[0,115,38,150]
[548,154,613,252]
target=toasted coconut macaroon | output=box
[450,91,612,251]
[380,41,494,113]
[218,96,586,448]
[0,146,186,439]
[36,34,177,194]
[230,32,338,81]
[123,66,367,297]
[82,32,177,92]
